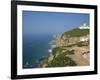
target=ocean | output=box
[23,34,53,69]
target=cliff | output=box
[41,28,90,67]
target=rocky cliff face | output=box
[42,28,90,67]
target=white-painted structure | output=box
[80,37,89,42]
[79,23,90,29]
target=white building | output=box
[79,23,90,29]
[80,35,89,42]
[80,37,89,42]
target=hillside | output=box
[41,27,90,67]
[61,28,89,37]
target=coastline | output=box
[40,28,90,67]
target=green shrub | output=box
[77,41,89,47]
[47,54,77,67]
[52,47,64,55]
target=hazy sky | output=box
[22,11,89,35]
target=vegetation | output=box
[52,47,65,55]
[46,54,77,67]
[66,41,89,47]
[46,46,76,67]
[77,41,89,47]
[52,47,75,55]
[64,50,75,55]
[61,28,89,38]
[66,43,76,47]
[42,27,90,67]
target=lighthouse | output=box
[79,23,90,29]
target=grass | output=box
[61,28,89,38]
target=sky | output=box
[22,11,89,35]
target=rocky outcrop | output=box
[42,28,90,67]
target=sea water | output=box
[23,34,53,69]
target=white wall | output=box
[0,0,99,80]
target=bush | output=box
[47,54,77,67]
[77,41,89,47]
